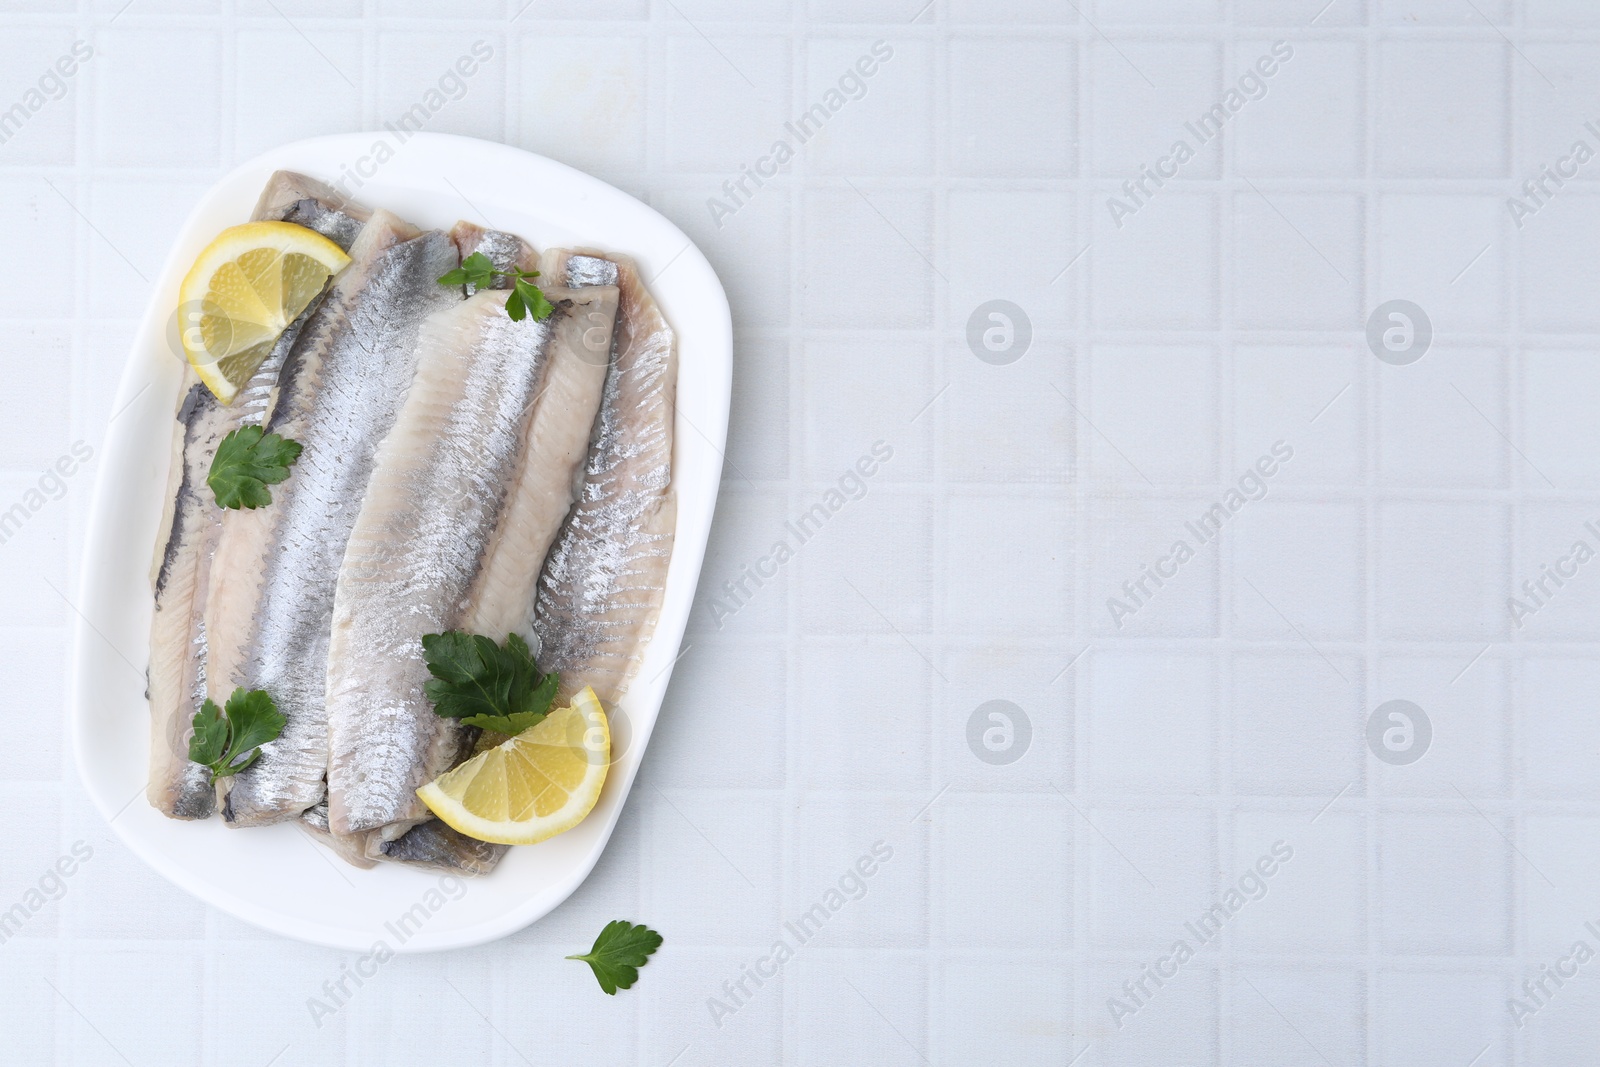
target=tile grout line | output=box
[57,0,90,1062]
[780,2,804,1058]
[1216,11,1235,1060]
[1361,7,1381,1063]
[1071,0,1091,1041]
[924,6,946,1058]
[63,0,95,1052]
[1504,8,1526,1067]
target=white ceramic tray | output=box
[69,133,731,952]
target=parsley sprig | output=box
[421,631,559,735]
[438,252,556,322]
[567,921,663,994]
[207,425,302,510]
[187,688,286,785]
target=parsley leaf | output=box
[508,277,555,323]
[438,251,497,292]
[422,631,559,735]
[188,699,230,768]
[187,688,286,785]
[460,708,547,734]
[566,920,663,995]
[437,256,555,323]
[207,425,303,510]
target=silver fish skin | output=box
[448,220,539,292]
[206,210,461,828]
[325,285,614,839]
[252,170,370,252]
[145,175,366,820]
[532,249,678,705]
[368,819,509,875]
[460,269,617,644]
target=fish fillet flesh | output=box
[145,173,368,820]
[205,210,461,827]
[298,800,377,870]
[532,250,677,705]
[326,284,616,840]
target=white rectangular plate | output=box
[69,133,731,952]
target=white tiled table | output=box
[3,2,1599,1064]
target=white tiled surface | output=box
[2,2,1597,1064]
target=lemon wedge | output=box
[177,221,350,404]
[417,687,610,846]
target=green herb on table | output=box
[421,631,559,735]
[438,252,556,322]
[567,921,663,995]
[207,425,302,510]
[188,688,287,785]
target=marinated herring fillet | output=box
[204,211,460,827]
[448,221,539,289]
[342,220,556,870]
[145,173,368,820]
[147,383,244,819]
[460,258,617,642]
[326,284,616,840]
[532,250,677,705]
[252,170,366,258]
[369,819,508,875]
